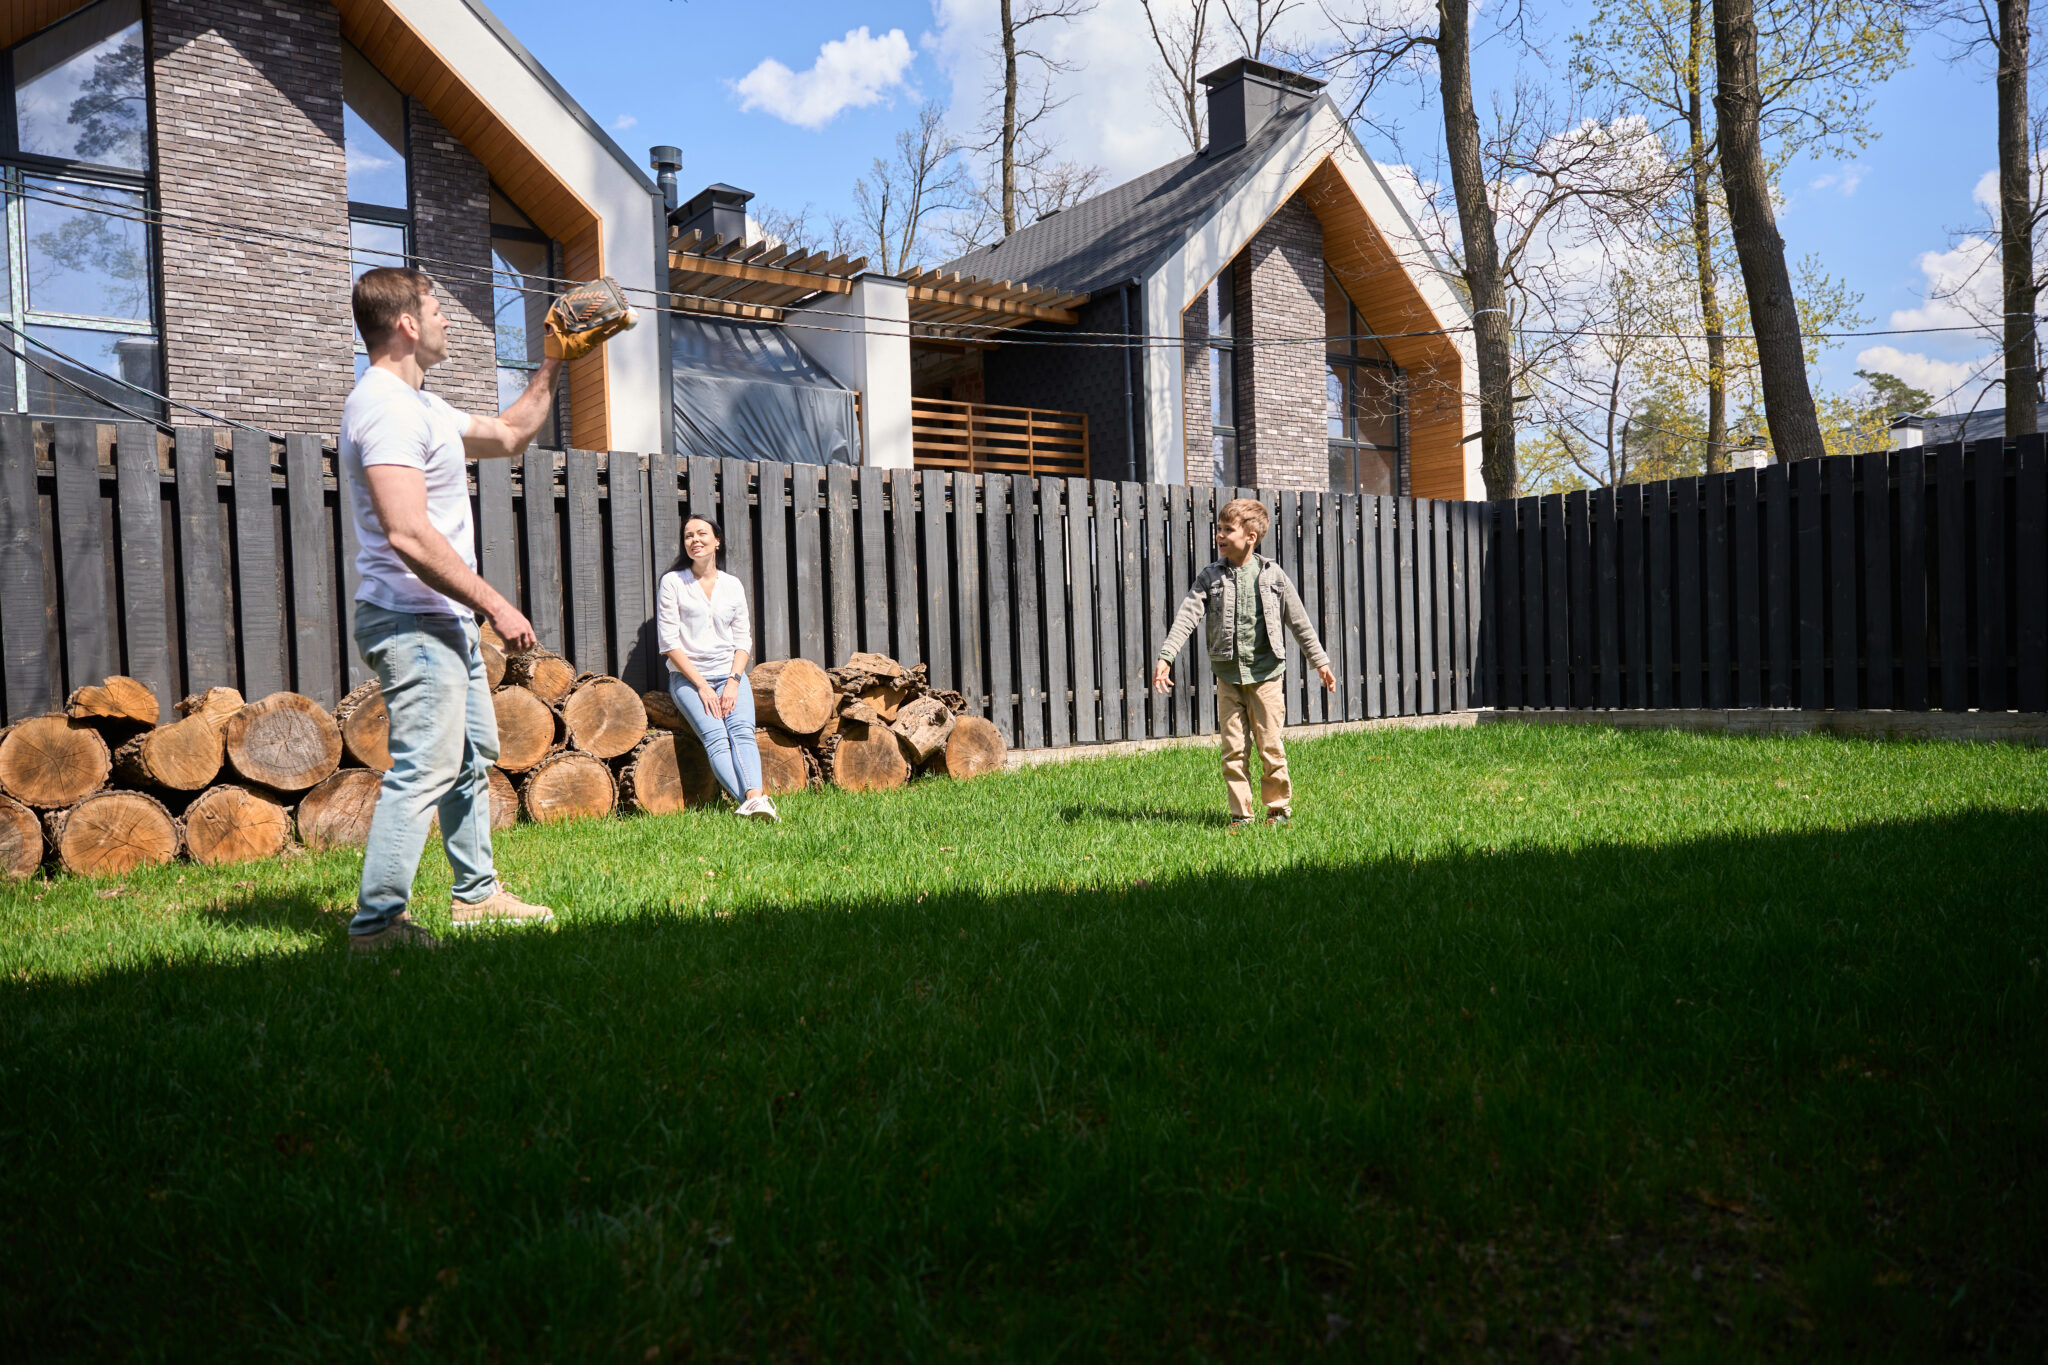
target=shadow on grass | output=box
[195,884,347,936]
[4,809,2047,1359]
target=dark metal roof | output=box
[940,98,1326,295]
[1904,404,2045,445]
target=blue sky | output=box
[485,0,2006,412]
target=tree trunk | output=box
[491,685,566,773]
[1001,0,1019,235]
[1713,0,1824,463]
[487,766,520,830]
[44,790,179,876]
[756,726,819,794]
[519,749,617,824]
[222,693,343,792]
[297,768,384,852]
[505,649,577,703]
[177,687,245,732]
[66,675,159,728]
[1439,0,1517,497]
[642,689,687,731]
[183,783,294,866]
[334,680,392,771]
[617,731,722,814]
[749,658,837,734]
[0,716,112,809]
[0,793,42,880]
[112,715,224,792]
[2001,0,2038,435]
[1688,0,1729,472]
[891,695,957,765]
[561,675,649,759]
[820,720,908,792]
[927,715,1008,778]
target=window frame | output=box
[0,0,163,420]
[1207,264,1237,487]
[488,184,557,446]
[1325,281,1405,498]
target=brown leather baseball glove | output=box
[544,276,638,362]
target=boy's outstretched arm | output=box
[1277,574,1338,692]
[1153,584,1207,693]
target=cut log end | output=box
[176,687,245,731]
[183,783,294,866]
[296,768,384,852]
[492,685,565,773]
[756,726,819,795]
[618,731,722,814]
[562,675,649,759]
[0,794,42,880]
[0,716,113,809]
[66,675,160,727]
[506,649,577,704]
[825,721,908,793]
[222,693,342,792]
[520,750,616,824]
[749,658,836,735]
[44,791,179,876]
[928,715,1007,780]
[334,680,392,772]
[113,714,224,792]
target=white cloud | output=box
[1809,163,1867,195]
[613,114,638,131]
[733,27,916,130]
[1852,345,1995,411]
[1885,236,1999,335]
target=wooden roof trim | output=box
[668,251,856,295]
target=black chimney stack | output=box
[1200,58,1324,154]
[672,183,754,243]
[648,145,684,213]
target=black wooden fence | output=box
[1477,440,2048,712]
[0,416,1487,739]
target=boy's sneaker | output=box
[450,888,555,930]
[350,912,442,953]
[1227,814,1257,829]
[1264,811,1291,828]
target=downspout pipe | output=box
[648,147,683,457]
[1122,280,1141,482]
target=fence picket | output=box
[1014,477,1045,750]
[564,451,604,673]
[1795,458,1826,709]
[1169,484,1196,732]
[609,453,649,685]
[1280,491,1304,723]
[1674,477,1702,708]
[1194,488,1217,734]
[1828,457,1859,709]
[858,468,888,654]
[792,467,825,666]
[1646,482,1672,707]
[1044,477,1074,747]
[984,474,1015,741]
[921,470,952,688]
[0,416,49,717]
[721,459,755,660]
[1937,446,1970,710]
[890,469,919,665]
[1566,491,1591,707]
[1121,481,1145,736]
[1861,452,1894,709]
[1763,462,1792,707]
[1145,483,1169,736]
[955,473,985,715]
[1897,450,1928,710]
[1094,480,1121,742]
[522,448,563,655]
[826,466,857,664]
[284,433,336,706]
[1341,494,1364,719]
[1543,493,1567,710]
[2017,438,2047,712]
[1618,485,1646,707]
[1496,497,1521,708]
[116,424,172,715]
[229,428,281,699]
[1702,474,1730,708]
[1732,469,1761,708]
[757,463,790,663]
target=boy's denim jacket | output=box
[1157,554,1330,673]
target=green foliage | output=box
[3,726,2044,1358]
[1855,367,1936,417]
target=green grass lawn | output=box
[2,722,2044,1360]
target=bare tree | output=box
[988,0,1098,236]
[753,204,859,258]
[1140,0,1216,151]
[852,105,970,275]
[1714,0,1825,462]
[1222,0,1303,59]
[1996,0,2037,432]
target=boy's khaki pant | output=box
[1216,677,1289,816]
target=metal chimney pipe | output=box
[648,145,684,212]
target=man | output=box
[341,266,625,951]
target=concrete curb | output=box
[1475,708,2048,746]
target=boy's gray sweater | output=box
[1157,555,1330,673]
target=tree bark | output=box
[2000,0,2038,435]
[1438,0,1517,496]
[1002,0,1019,235]
[1688,0,1729,472]
[1713,0,1824,463]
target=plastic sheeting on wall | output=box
[670,313,859,466]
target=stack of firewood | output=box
[0,640,1005,883]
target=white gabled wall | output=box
[1140,101,1481,496]
[385,0,667,456]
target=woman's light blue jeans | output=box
[351,603,499,934]
[668,671,762,803]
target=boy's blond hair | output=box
[1218,497,1270,541]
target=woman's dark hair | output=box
[680,514,725,568]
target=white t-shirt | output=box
[339,366,475,617]
[656,569,753,679]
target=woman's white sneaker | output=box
[737,795,779,823]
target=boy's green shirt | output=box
[1213,554,1284,684]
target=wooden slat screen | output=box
[911,398,1088,479]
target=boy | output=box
[1152,498,1335,827]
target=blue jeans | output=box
[351,603,498,933]
[669,671,762,803]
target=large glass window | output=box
[0,0,158,420]
[344,43,409,378]
[1207,265,1237,486]
[490,187,557,446]
[1325,268,1403,497]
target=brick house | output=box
[0,0,668,453]
[942,59,1481,499]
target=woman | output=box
[655,515,778,821]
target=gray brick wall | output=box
[1181,299,1211,486]
[982,292,1143,480]
[152,0,355,433]
[408,101,498,420]
[1231,193,1325,490]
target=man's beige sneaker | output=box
[350,912,442,953]
[450,887,556,931]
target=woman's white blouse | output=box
[656,569,752,678]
